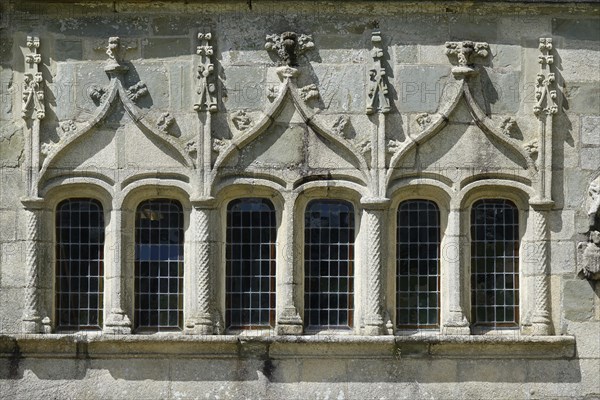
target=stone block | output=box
[222,65,266,111]
[0,124,22,168]
[566,83,600,114]
[168,61,194,111]
[481,69,521,114]
[125,61,170,110]
[498,16,551,43]
[567,321,600,360]
[0,66,13,120]
[490,44,521,70]
[563,279,595,321]
[394,45,418,64]
[449,16,498,42]
[0,34,13,64]
[311,64,366,113]
[550,240,576,275]
[47,16,151,37]
[581,147,600,171]
[0,241,25,287]
[419,44,447,65]
[151,16,195,36]
[54,39,82,61]
[0,287,23,333]
[395,65,452,113]
[581,115,600,145]
[316,34,368,64]
[142,37,191,59]
[552,18,600,42]
[561,50,600,83]
[549,210,575,241]
[383,15,448,45]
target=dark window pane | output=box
[226,198,276,329]
[397,200,440,329]
[304,200,354,330]
[135,199,184,331]
[55,198,104,330]
[471,199,519,326]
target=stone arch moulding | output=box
[37,36,195,189]
[385,45,537,192]
[209,31,371,197]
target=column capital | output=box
[529,199,554,211]
[191,196,217,209]
[20,197,44,210]
[360,197,390,210]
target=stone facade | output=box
[0,0,599,398]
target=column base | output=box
[363,324,385,335]
[443,313,471,335]
[276,309,303,335]
[364,316,385,335]
[22,315,41,334]
[104,309,132,335]
[184,316,214,335]
[532,315,553,336]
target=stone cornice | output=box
[0,334,576,360]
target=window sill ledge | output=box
[0,334,575,360]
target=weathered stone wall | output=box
[0,0,599,398]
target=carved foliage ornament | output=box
[445,40,489,78]
[22,36,45,120]
[265,32,314,67]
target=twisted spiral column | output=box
[530,202,552,335]
[188,199,216,334]
[362,198,389,335]
[22,203,42,333]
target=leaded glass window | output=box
[135,199,184,331]
[304,200,354,330]
[226,198,276,329]
[471,199,519,326]
[56,198,104,330]
[397,200,440,329]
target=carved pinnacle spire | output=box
[366,30,390,115]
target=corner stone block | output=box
[563,279,595,322]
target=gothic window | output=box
[135,199,184,331]
[471,199,519,326]
[225,198,276,329]
[396,200,441,329]
[55,198,104,330]
[304,200,355,330]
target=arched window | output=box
[135,199,184,331]
[471,199,519,326]
[56,198,104,330]
[304,200,355,330]
[226,198,276,329]
[397,200,440,329]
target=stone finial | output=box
[445,40,489,78]
[265,32,314,67]
[366,30,390,115]
[22,36,45,120]
[534,38,558,116]
[194,32,217,113]
[105,37,129,73]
